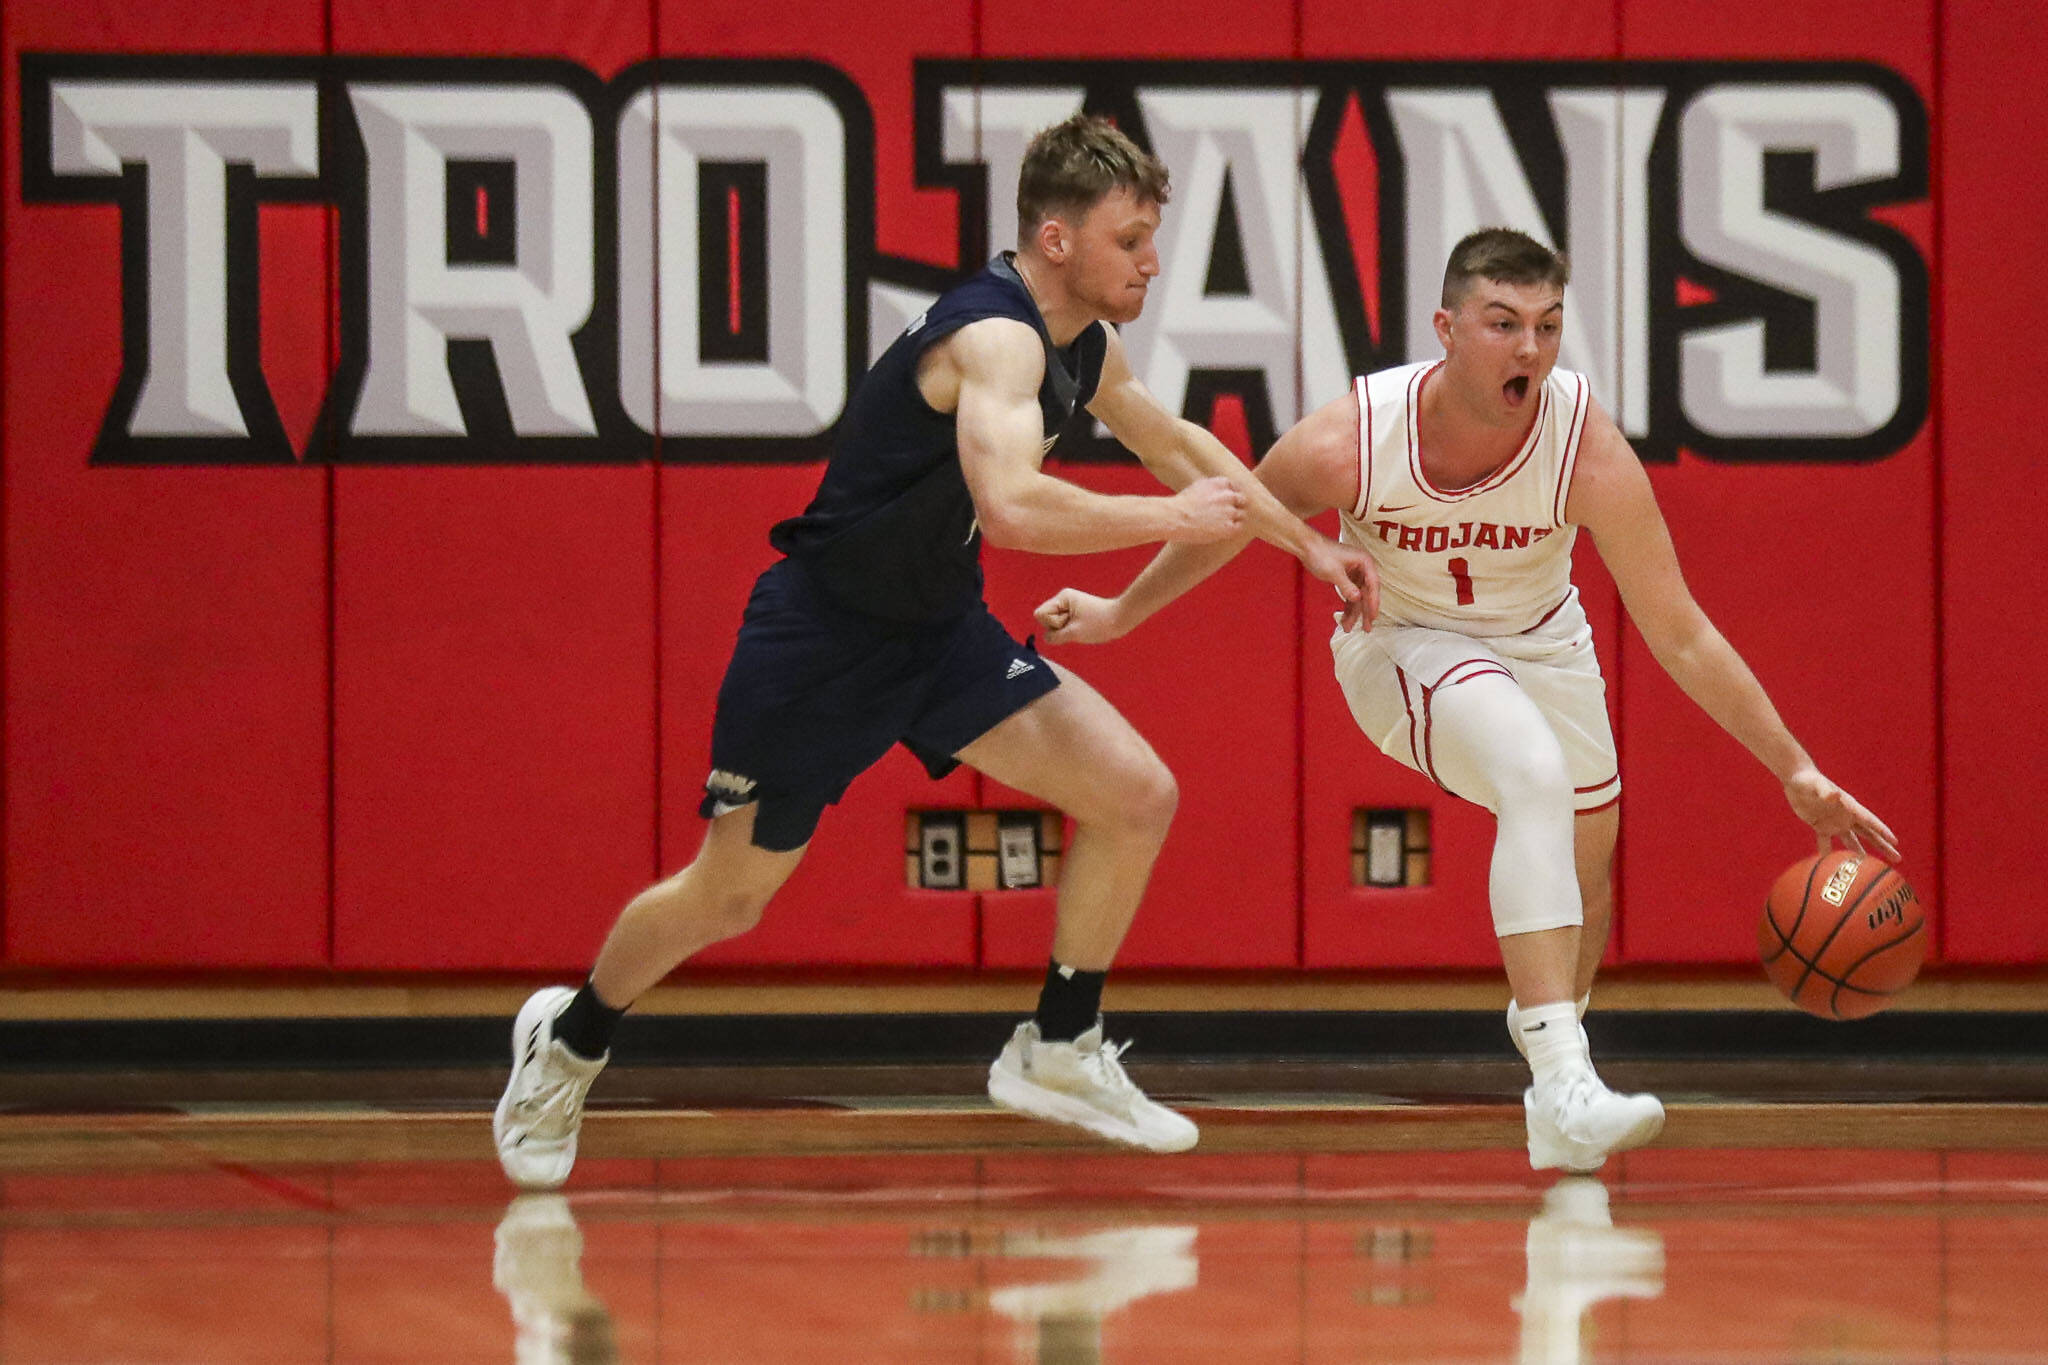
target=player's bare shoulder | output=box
[1258,385,1365,517]
[1559,395,1655,531]
[914,316,1045,415]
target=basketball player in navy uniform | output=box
[1035,228,1897,1173]
[494,116,1378,1187]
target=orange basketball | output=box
[1759,851,1927,1019]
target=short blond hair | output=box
[1016,115,1170,237]
[1442,227,1570,307]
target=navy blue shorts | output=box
[699,559,1061,851]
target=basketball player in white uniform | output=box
[1035,228,1898,1172]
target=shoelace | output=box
[1550,1070,1610,1141]
[1080,1037,1139,1098]
[514,1067,589,1141]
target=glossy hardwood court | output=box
[3,1082,2045,1363]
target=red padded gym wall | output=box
[978,475,1304,970]
[973,0,1307,970]
[1298,0,1625,968]
[661,0,983,967]
[0,1,2002,978]
[328,0,660,969]
[4,0,330,965]
[1938,0,2048,964]
[1615,0,1939,963]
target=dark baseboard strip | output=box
[1,1010,2045,1072]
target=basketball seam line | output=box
[1760,901,1791,963]
[1827,915,1926,1014]
[1789,867,1895,1003]
[1779,857,1828,966]
[1767,939,1906,1002]
[1761,911,1923,980]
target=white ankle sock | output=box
[1517,1001,1589,1085]
[1509,993,1591,1029]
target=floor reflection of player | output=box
[1514,1177,1663,1365]
[493,1195,619,1365]
[988,1224,1199,1365]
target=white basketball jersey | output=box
[1337,361,1592,636]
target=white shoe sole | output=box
[1525,1093,1664,1173]
[987,1064,1198,1153]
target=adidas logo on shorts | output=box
[1006,658,1036,680]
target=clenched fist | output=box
[1165,476,1247,543]
[1034,588,1126,645]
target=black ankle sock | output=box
[1033,960,1106,1042]
[553,980,627,1061]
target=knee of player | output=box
[1577,870,1615,918]
[1101,755,1179,838]
[1491,736,1572,808]
[637,877,770,942]
[703,885,772,940]
[1139,752,1180,819]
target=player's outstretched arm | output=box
[1085,330,1375,623]
[1039,389,1371,645]
[1568,405,1901,859]
[946,319,1246,554]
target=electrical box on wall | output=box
[908,810,1064,891]
[1352,809,1431,888]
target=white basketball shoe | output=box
[494,987,607,1190]
[1524,1068,1665,1173]
[987,1020,1198,1153]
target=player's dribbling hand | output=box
[1303,536,1379,632]
[1034,588,1126,645]
[1783,767,1901,861]
[1165,475,1248,542]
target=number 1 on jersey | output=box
[1448,557,1475,606]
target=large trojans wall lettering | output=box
[20,55,1927,467]
[4,0,2034,971]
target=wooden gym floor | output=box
[2,975,2045,1362]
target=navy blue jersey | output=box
[769,254,1109,623]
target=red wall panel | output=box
[3,0,330,966]
[1615,0,1939,963]
[327,0,659,970]
[1937,0,2048,964]
[984,0,1293,58]
[1301,0,1617,59]
[657,0,982,969]
[331,468,658,969]
[977,468,1303,970]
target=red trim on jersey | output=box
[1574,775,1619,794]
[1404,660,1513,797]
[1578,791,1621,815]
[1401,363,1430,501]
[1407,362,1550,504]
[1419,678,1445,789]
[1351,376,1372,519]
[1552,372,1590,527]
[1520,593,1572,634]
[1432,659,1513,691]
[1395,663,1423,774]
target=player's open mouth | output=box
[1504,375,1530,404]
